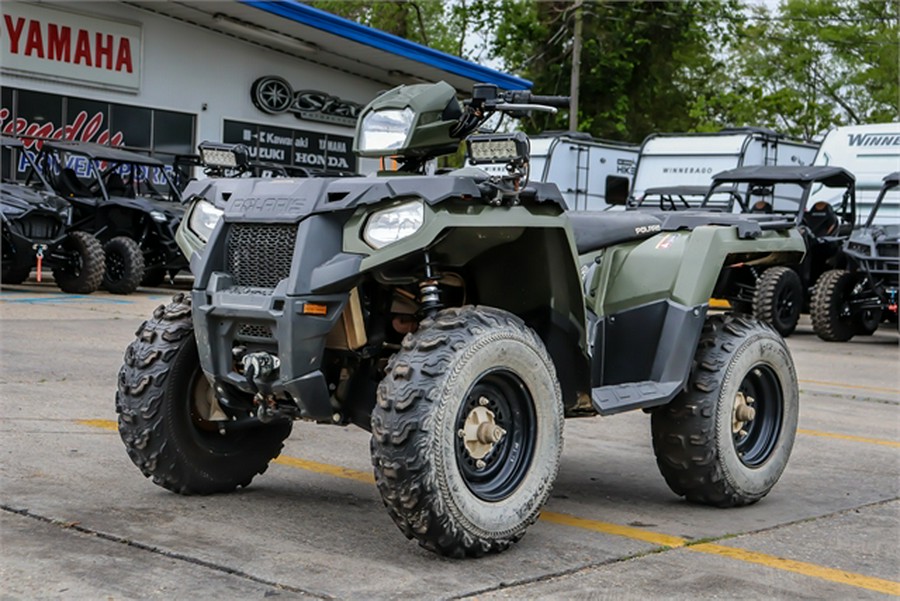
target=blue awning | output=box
[241,0,532,91]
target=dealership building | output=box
[1,0,529,177]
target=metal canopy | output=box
[127,0,530,93]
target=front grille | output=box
[237,323,273,341]
[19,216,63,241]
[226,224,297,289]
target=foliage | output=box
[310,0,899,142]
[702,0,900,139]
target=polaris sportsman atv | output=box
[117,82,803,558]
[1,136,105,292]
[700,166,856,336]
[36,141,187,293]
[811,172,899,340]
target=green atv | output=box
[116,82,803,558]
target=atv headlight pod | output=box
[358,108,415,154]
[363,200,424,249]
[150,210,168,223]
[187,199,224,243]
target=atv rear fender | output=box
[580,225,804,415]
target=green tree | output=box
[692,0,899,139]
[490,0,745,142]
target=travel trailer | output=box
[809,122,900,225]
[478,132,639,211]
[630,128,819,204]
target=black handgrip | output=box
[528,94,571,107]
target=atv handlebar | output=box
[526,95,571,108]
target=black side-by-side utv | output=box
[35,141,187,293]
[811,172,899,340]
[1,136,105,292]
[702,165,856,336]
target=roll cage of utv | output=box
[628,184,745,212]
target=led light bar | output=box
[466,132,530,165]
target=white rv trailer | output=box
[478,132,639,211]
[630,128,819,207]
[809,122,900,225]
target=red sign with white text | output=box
[1,2,141,91]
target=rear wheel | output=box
[753,266,803,337]
[103,236,145,295]
[141,267,168,287]
[116,293,292,494]
[53,231,105,294]
[853,308,882,336]
[371,306,564,557]
[651,315,798,507]
[810,269,857,342]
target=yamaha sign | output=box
[251,76,363,127]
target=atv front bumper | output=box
[192,275,349,421]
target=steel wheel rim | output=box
[733,364,784,467]
[454,369,536,502]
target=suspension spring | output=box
[418,251,443,315]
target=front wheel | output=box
[371,306,564,557]
[651,314,799,507]
[753,266,803,337]
[116,293,292,494]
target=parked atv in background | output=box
[811,172,899,340]
[117,81,803,558]
[35,141,187,294]
[1,136,105,292]
[701,166,856,336]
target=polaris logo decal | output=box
[847,133,900,147]
[634,224,661,235]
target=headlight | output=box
[187,200,224,242]
[363,200,424,249]
[358,108,415,154]
[150,210,168,223]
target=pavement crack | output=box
[1,504,333,600]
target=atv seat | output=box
[803,201,838,237]
[568,212,663,254]
[57,168,94,198]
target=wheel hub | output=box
[459,397,506,461]
[732,391,756,436]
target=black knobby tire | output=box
[103,236,145,295]
[810,269,857,342]
[753,266,803,337]
[2,262,32,285]
[651,314,799,507]
[853,308,882,336]
[53,231,105,294]
[116,293,292,494]
[371,306,564,557]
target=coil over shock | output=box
[418,250,443,316]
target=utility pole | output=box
[569,0,583,132]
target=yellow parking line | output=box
[273,456,375,484]
[798,428,900,449]
[800,378,900,395]
[540,511,686,548]
[78,418,900,595]
[691,543,900,596]
[77,419,118,431]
